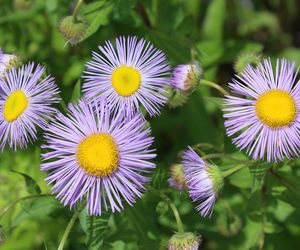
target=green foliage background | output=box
[0,0,300,249]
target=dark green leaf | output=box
[11,169,41,194]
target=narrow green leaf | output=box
[80,1,114,42]
[70,79,82,103]
[11,169,41,194]
[202,0,226,42]
[264,222,283,234]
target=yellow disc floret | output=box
[112,66,141,96]
[76,133,119,177]
[3,90,28,122]
[256,89,297,129]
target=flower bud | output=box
[171,62,202,93]
[168,164,186,191]
[168,232,201,250]
[59,16,87,46]
[0,49,21,78]
[234,51,261,75]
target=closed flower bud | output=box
[171,62,202,93]
[234,51,261,75]
[0,49,21,78]
[59,16,87,46]
[168,232,201,250]
[168,164,186,191]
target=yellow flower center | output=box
[112,66,141,96]
[255,89,297,129]
[3,90,28,122]
[76,133,119,177]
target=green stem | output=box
[0,193,52,220]
[58,208,81,250]
[202,153,256,165]
[200,79,229,96]
[72,0,84,23]
[149,187,184,233]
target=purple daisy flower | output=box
[0,63,60,150]
[41,100,156,215]
[171,61,202,92]
[182,147,223,217]
[83,36,171,116]
[224,58,300,162]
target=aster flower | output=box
[41,100,156,215]
[182,147,223,217]
[168,232,201,250]
[224,58,300,162]
[168,164,186,191]
[171,61,202,93]
[0,63,60,150]
[0,49,20,78]
[83,36,170,116]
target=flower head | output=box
[168,232,201,250]
[83,36,170,116]
[182,147,223,217]
[224,58,300,162]
[0,63,60,150]
[168,164,186,191]
[171,62,202,93]
[0,49,21,78]
[41,100,156,215]
[59,16,87,46]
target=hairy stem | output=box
[201,79,229,95]
[58,208,81,250]
[72,0,84,23]
[149,187,184,233]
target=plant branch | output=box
[58,208,82,250]
[148,187,184,233]
[72,0,84,23]
[200,79,229,96]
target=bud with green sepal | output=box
[168,232,201,250]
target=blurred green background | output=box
[0,0,300,249]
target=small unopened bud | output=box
[0,49,21,78]
[234,52,261,75]
[171,62,202,93]
[168,91,189,108]
[156,201,169,216]
[59,16,87,46]
[168,232,201,250]
[168,164,186,191]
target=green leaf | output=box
[79,210,111,249]
[249,162,269,193]
[11,196,58,228]
[11,169,41,194]
[151,163,169,189]
[228,166,252,189]
[70,79,82,103]
[202,0,226,42]
[80,1,114,42]
[264,222,283,234]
